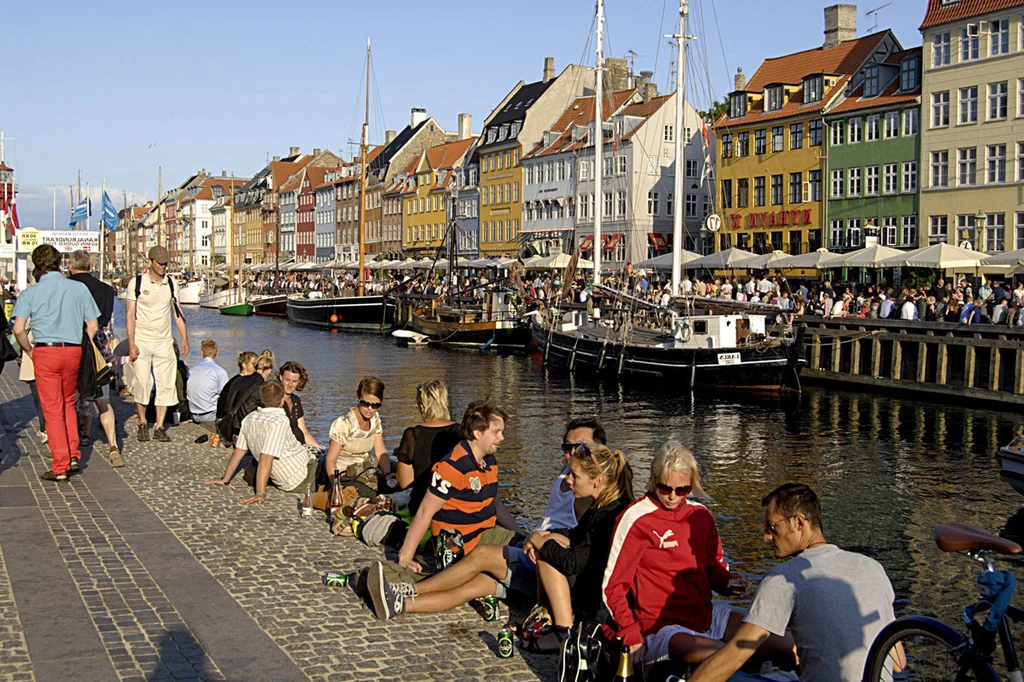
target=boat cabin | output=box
[665,314,767,350]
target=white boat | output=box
[176,278,203,305]
[200,288,243,309]
[998,436,1024,496]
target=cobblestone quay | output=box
[0,367,555,682]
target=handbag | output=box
[92,338,112,387]
[1,332,17,364]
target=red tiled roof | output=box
[743,33,889,92]
[524,90,645,159]
[271,158,311,188]
[883,47,920,65]
[716,74,851,129]
[920,0,1024,30]
[826,79,920,115]
[405,138,476,175]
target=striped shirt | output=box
[428,440,498,553]
[236,407,313,492]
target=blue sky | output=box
[6,0,927,229]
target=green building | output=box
[824,46,922,252]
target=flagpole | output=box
[100,179,106,278]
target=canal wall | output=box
[798,317,1024,408]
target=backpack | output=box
[134,273,183,321]
[216,379,263,443]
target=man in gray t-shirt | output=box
[688,483,896,682]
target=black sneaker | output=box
[68,458,80,473]
[152,427,171,443]
[137,424,150,442]
[40,470,69,483]
[368,561,406,621]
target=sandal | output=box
[520,626,570,654]
[79,436,92,447]
[40,471,69,482]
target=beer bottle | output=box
[612,640,633,682]
[301,484,313,519]
[329,470,343,516]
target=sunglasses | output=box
[561,441,587,454]
[764,515,798,535]
[655,483,692,497]
[358,399,382,410]
[569,442,605,475]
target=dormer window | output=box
[766,85,784,112]
[804,76,823,103]
[730,92,747,118]
[510,121,522,137]
[863,66,880,97]
[899,56,919,91]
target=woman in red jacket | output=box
[602,441,785,668]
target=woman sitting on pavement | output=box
[602,441,795,670]
[394,380,462,516]
[216,350,258,420]
[520,443,634,653]
[324,376,393,495]
[216,350,274,445]
[277,361,323,451]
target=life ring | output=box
[676,320,692,343]
[330,314,339,323]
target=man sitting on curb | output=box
[203,380,318,504]
[187,339,229,426]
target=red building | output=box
[296,167,327,263]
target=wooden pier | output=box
[798,317,1024,408]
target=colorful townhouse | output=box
[401,137,476,256]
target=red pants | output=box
[33,346,83,475]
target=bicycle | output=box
[862,522,1023,681]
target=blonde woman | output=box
[394,380,462,515]
[216,350,274,444]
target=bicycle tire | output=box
[862,615,999,682]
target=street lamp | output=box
[974,207,987,251]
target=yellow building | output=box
[402,138,476,254]
[715,9,901,254]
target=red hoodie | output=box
[601,494,733,646]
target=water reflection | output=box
[150,304,1024,624]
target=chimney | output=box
[824,4,857,49]
[313,148,321,155]
[734,67,746,91]
[385,129,397,145]
[638,70,658,102]
[543,56,555,83]
[410,107,427,128]
[273,155,281,162]
[457,113,472,141]
[221,170,227,177]
[606,57,629,92]
[289,146,300,156]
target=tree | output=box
[698,99,729,125]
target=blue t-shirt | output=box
[12,272,100,344]
[960,303,979,324]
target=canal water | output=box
[141,303,1024,626]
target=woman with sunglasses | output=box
[325,376,392,493]
[521,443,634,653]
[602,441,753,668]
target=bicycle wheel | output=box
[863,616,999,682]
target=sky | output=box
[5,0,928,230]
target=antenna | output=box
[865,3,892,34]
[626,49,647,81]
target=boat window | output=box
[693,320,708,335]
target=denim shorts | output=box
[493,546,537,599]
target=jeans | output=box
[192,410,216,424]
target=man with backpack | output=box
[125,246,189,443]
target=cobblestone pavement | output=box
[0,368,556,682]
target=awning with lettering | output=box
[603,234,623,252]
[648,232,668,248]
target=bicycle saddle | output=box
[934,522,1023,555]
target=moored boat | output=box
[219,301,254,316]
[251,293,288,317]
[175,277,203,305]
[411,291,530,348]
[200,288,240,309]
[286,292,395,332]
[998,437,1024,496]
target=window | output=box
[830,219,845,248]
[865,115,879,141]
[1020,78,1024,116]
[737,132,749,156]
[958,147,977,185]
[987,144,1006,183]
[864,66,880,97]
[771,174,783,205]
[771,126,784,152]
[647,191,660,216]
[730,93,747,119]
[721,179,733,209]
[990,18,1009,56]
[804,76,822,103]
[789,173,802,204]
[616,155,627,175]
[831,169,845,198]
[685,194,697,217]
[666,194,673,216]
[989,82,1008,120]
[603,157,613,178]
[808,170,822,202]
[664,125,675,142]
[985,213,1006,253]
[932,91,950,127]
[579,160,591,180]
[615,191,626,218]
[847,219,862,247]
[931,150,949,187]
[900,56,919,91]
[790,123,803,149]
[848,167,862,196]
[556,161,565,181]
[755,129,767,154]
[767,85,783,112]
[961,24,979,61]
[848,117,862,143]
[1019,142,1024,181]
[809,120,822,146]
[932,31,950,67]
[603,192,613,218]
[884,112,899,138]
[957,214,973,246]
[830,122,844,146]
[884,163,898,193]
[754,176,766,206]
[929,215,948,245]
[866,165,879,195]
[903,109,918,135]
[959,86,978,124]
[721,134,732,158]
[738,178,749,207]
[883,216,898,246]
[544,163,553,182]
[685,159,699,178]
[902,216,918,247]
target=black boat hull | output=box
[286,295,395,332]
[532,319,803,392]
[252,295,288,317]
[412,314,531,347]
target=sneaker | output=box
[68,458,80,473]
[368,561,406,621]
[40,470,69,483]
[37,431,48,444]
[137,424,150,442]
[393,581,418,599]
[108,447,125,469]
[152,427,171,443]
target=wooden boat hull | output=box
[286,294,395,332]
[251,294,288,317]
[200,289,240,309]
[412,311,531,347]
[219,302,254,316]
[531,317,803,392]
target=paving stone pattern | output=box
[0,370,556,681]
[0,545,33,682]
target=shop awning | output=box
[603,234,623,252]
[580,236,594,252]
[648,233,668,248]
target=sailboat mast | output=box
[100,179,106,278]
[358,38,370,295]
[670,0,689,296]
[593,0,604,286]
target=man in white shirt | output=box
[745,278,757,298]
[900,297,918,320]
[187,339,229,424]
[203,381,316,504]
[680,276,693,294]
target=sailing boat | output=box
[285,40,395,332]
[530,0,804,392]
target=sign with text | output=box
[37,230,100,253]
[17,227,40,252]
[728,209,814,230]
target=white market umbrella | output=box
[527,253,575,270]
[522,254,545,267]
[829,244,905,268]
[879,242,989,270]
[976,247,1024,267]
[774,248,840,269]
[368,259,396,271]
[685,247,759,270]
[635,250,701,270]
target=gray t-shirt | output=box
[744,544,895,682]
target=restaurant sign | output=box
[728,209,813,230]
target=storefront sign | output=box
[17,227,39,252]
[728,209,813,230]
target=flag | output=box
[101,191,118,230]
[699,120,714,187]
[69,197,91,227]
[9,196,18,236]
